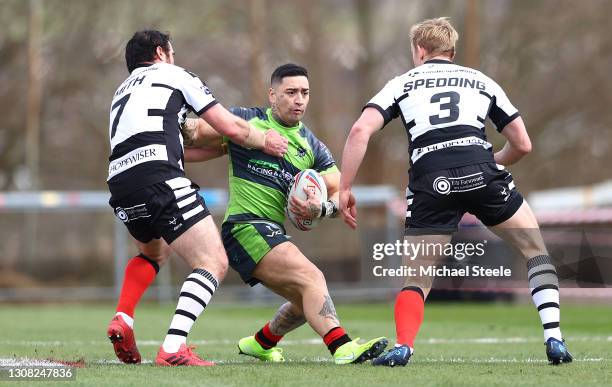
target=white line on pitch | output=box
[3,357,606,367]
[3,336,611,347]
[89,357,607,365]
[0,358,72,367]
[416,357,607,363]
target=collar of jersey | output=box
[266,108,302,132]
[131,63,155,73]
[424,59,454,64]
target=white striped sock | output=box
[162,269,218,353]
[527,255,563,342]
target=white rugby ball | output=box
[286,169,327,231]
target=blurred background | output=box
[1,0,611,302]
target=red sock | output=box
[254,322,284,349]
[394,287,425,348]
[116,254,159,317]
[323,326,351,354]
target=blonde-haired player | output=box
[339,17,572,366]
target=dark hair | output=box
[125,30,171,73]
[270,63,308,86]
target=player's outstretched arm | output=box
[184,145,227,163]
[494,116,532,166]
[181,117,227,163]
[201,104,288,157]
[339,108,384,229]
[181,117,223,147]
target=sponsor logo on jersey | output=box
[108,144,168,180]
[296,146,307,158]
[411,136,492,164]
[201,85,212,95]
[246,159,293,186]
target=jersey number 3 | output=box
[429,91,460,125]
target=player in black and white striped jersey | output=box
[339,18,572,366]
[106,30,287,367]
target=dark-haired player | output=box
[106,29,287,366]
[183,63,388,364]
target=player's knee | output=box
[216,256,229,280]
[295,264,326,290]
[312,266,326,286]
[287,302,305,317]
[303,264,327,288]
[153,254,169,267]
[140,249,170,266]
[509,229,546,258]
[207,253,228,281]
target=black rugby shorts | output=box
[109,177,211,244]
[405,162,523,234]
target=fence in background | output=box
[2,182,611,303]
[0,186,400,302]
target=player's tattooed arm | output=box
[181,117,224,147]
[181,117,198,146]
[269,302,307,336]
[318,295,340,324]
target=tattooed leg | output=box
[251,242,342,338]
[269,302,307,336]
[318,295,340,325]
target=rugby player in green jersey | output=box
[182,64,387,364]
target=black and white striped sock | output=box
[527,255,562,341]
[162,268,219,353]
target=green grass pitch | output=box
[0,302,610,386]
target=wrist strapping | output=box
[243,126,265,150]
[320,200,338,218]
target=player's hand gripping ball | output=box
[286,169,327,231]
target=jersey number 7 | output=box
[110,94,131,139]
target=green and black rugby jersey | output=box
[223,107,338,224]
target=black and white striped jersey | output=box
[366,59,519,177]
[107,62,217,198]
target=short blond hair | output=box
[410,17,458,57]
